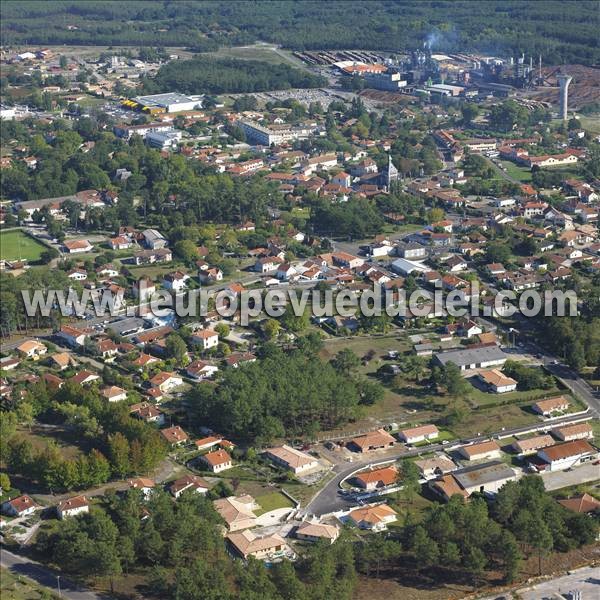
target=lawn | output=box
[1,567,60,600]
[0,230,48,262]
[254,491,295,515]
[499,160,532,182]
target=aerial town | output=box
[0,2,599,600]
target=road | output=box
[1,549,107,600]
[304,411,594,517]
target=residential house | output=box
[56,495,89,519]
[162,270,190,292]
[56,325,87,347]
[348,429,396,452]
[397,424,439,444]
[295,521,340,544]
[169,474,210,498]
[199,449,233,473]
[63,239,93,253]
[347,504,398,532]
[150,372,183,393]
[263,445,319,474]
[71,370,100,386]
[458,440,502,461]
[130,402,165,426]
[194,436,223,452]
[213,495,258,531]
[552,423,594,442]
[2,495,37,517]
[16,339,47,360]
[532,396,570,416]
[186,360,218,380]
[226,530,287,560]
[477,369,517,393]
[128,477,156,499]
[353,466,398,491]
[414,456,457,479]
[101,385,127,402]
[191,329,219,351]
[558,493,600,514]
[512,435,555,455]
[160,425,189,446]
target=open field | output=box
[1,567,59,600]
[202,43,307,69]
[499,160,532,182]
[0,230,47,262]
[579,114,600,135]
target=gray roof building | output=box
[452,461,516,495]
[434,345,506,370]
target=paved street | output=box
[0,549,105,600]
[305,411,595,517]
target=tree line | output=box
[2,2,599,65]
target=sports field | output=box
[0,230,47,262]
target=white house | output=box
[150,372,183,393]
[458,440,502,461]
[2,495,36,517]
[16,339,47,360]
[162,270,190,292]
[191,329,219,351]
[263,445,319,474]
[101,385,128,402]
[199,449,233,473]
[56,495,89,519]
[477,369,517,393]
[397,424,439,444]
[347,504,397,532]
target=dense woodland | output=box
[2,2,599,65]
[146,57,326,95]
[188,342,385,445]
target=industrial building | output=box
[236,120,317,146]
[145,130,182,150]
[127,92,203,113]
[434,345,507,371]
[364,71,407,91]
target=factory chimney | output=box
[557,74,572,120]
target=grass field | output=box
[203,44,306,69]
[1,567,59,600]
[0,230,47,262]
[499,160,532,182]
[255,491,295,516]
[578,115,600,135]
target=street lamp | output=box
[57,575,61,598]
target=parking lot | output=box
[541,462,600,491]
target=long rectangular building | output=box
[236,120,317,146]
[434,345,507,371]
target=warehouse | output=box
[132,93,203,113]
[434,345,507,371]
